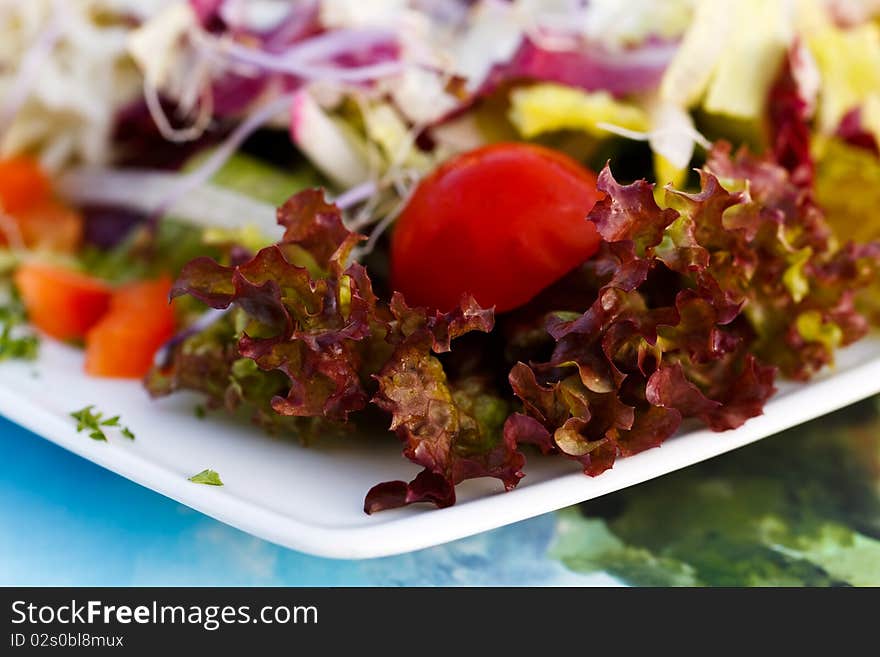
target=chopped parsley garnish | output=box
[188,469,223,486]
[0,324,38,361]
[0,300,27,325]
[70,405,135,441]
[0,300,38,362]
[194,404,206,419]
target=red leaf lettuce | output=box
[152,145,880,511]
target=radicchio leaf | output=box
[836,108,880,156]
[486,38,674,97]
[767,43,816,188]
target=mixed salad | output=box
[2,0,880,512]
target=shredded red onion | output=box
[209,70,270,117]
[487,38,678,97]
[189,0,224,26]
[356,184,416,259]
[263,1,320,50]
[596,121,711,149]
[143,77,214,143]
[411,0,472,26]
[333,181,378,210]
[522,1,591,53]
[201,27,403,83]
[154,308,229,368]
[278,26,397,62]
[152,92,296,218]
[57,168,278,234]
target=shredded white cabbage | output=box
[579,0,695,46]
[0,0,149,170]
[128,2,194,89]
[320,0,408,29]
[448,1,523,92]
[10,0,876,214]
[56,167,279,234]
[516,0,694,49]
[219,0,293,32]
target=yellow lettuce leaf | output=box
[807,22,880,134]
[661,0,792,120]
[814,137,880,244]
[702,0,793,119]
[508,83,648,139]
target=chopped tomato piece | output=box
[0,157,83,253]
[12,199,83,253]
[107,276,174,315]
[0,157,51,215]
[14,263,112,340]
[85,277,175,379]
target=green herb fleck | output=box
[188,469,223,486]
[70,405,135,442]
[0,298,27,325]
[0,326,39,361]
[0,298,39,362]
[194,405,206,419]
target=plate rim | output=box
[3,339,880,559]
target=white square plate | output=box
[2,336,879,559]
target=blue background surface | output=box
[0,417,614,586]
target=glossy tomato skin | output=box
[390,143,603,313]
[85,277,176,379]
[14,263,112,340]
[14,199,83,253]
[0,157,83,253]
[0,157,51,215]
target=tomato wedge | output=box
[13,199,83,253]
[0,157,51,215]
[390,143,604,313]
[14,263,175,377]
[14,263,113,340]
[0,157,83,253]
[85,277,176,379]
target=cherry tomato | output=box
[390,143,603,312]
